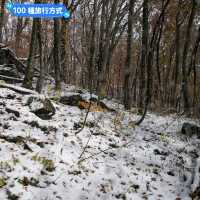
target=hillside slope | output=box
[0,84,199,200]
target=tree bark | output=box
[36,18,44,93]
[54,0,61,91]
[0,0,5,43]
[60,0,69,84]
[22,19,38,89]
[123,0,135,109]
[181,0,197,113]
[138,0,148,110]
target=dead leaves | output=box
[78,100,107,112]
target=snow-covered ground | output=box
[0,84,199,200]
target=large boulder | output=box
[59,94,82,106]
[181,122,200,137]
[27,96,56,120]
[0,64,20,78]
[59,94,116,112]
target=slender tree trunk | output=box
[88,0,97,92]
[188,25,200,109]
[123,0,135,109]
[23,19,38,89]
[15,17,23,56]
[173,2,181,107]
[15,0,27,56]
[181,0,197,113]
[136,0,170,125]
[138,0,148,110]
[61,0,69,84]
[36,18,44,93]
[23,0,41,89]
[0,0,5,42]
[96,0,107,96]
[54,0,61,91]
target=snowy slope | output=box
[0,84,199,200]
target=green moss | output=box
[0,80,6,85]
[12,155,20,166]
[42,159,55,172]
[32,154,55,172]
[0,177,7,188]
[0,161,12,172]
[160,133,169,142]
[18,177,39,187]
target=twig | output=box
[78,130,93,159]
[75,85,93,135]
[75,100,92,135]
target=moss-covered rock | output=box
[181,122,200,137]
[27,96,56,120]
[0,177,7,188]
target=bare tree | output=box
[0,0,5,42]
[123,0,135,109]
[181,0,197,113]
[138,0,148,110]
[54,0,61,91]
[23,18,38,89]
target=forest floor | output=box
[0,83,199,200]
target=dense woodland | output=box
[0,0,200,118]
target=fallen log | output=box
[0,82,37,95]
[0,75,23,83]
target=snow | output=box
[0,82,38,95]
[0,84,199,200]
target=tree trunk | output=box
[60,0,69,84]
[123,0,135,109]
[138,0,148,110]
[173,1,181,107]
[22,19,38,89]
[23,0,41,89]
[54,0,61,91]
[36,18,44,93]
[88,0,97,92]
[181,0,197,113]
[0,0,5,42]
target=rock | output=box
[0,45,26,73]
[98,101,116,112]
[115,193,126,200]
[27,96,55,120]
[60,94,115,112]
[167,171,175,176]
[153,149,169,156]
[24,120,57,133]
[59,94,82,106]
[90,97,98,102]
[73,122,82,130]
[7,94,16,99]
[6,107,20,117]
[0,64,20,78]
[6,190,19,200]
[190,186,200,200]
[181,122,200,137]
